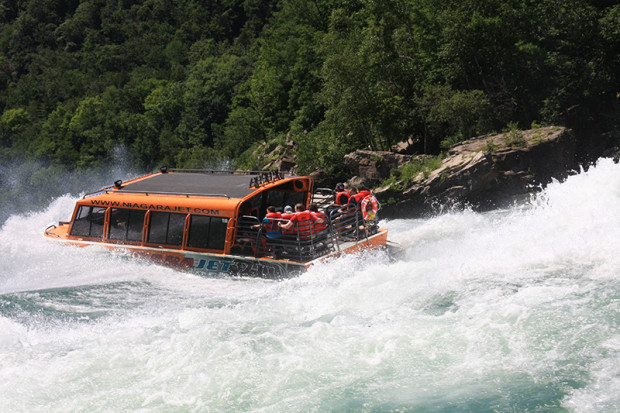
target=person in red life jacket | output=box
[278,203,324,240]
[345,188,357,204]
[262,205,281,231]
[309,203,327,234]
[258,205,282,256]
[279,205,295,237]
[350,186,371,204]
[333,183,350,206]
[327,183,349,219]
[281,205,294,219]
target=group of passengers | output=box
[262,203,325,238]
[262,182,378,240]
[257,202,328,258]
[328,183,376,220]
[237,182,379,257]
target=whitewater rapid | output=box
[1,159,619,412]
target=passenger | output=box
[260,205,282,256]
[262,205,281,231]
[280,205,295,228]
[334,183,350,206]
[309,203,327,234]
[350,186,371,204]
[278,203,323,240]
[327,183,350,217]
[344,188,358,205]
[281,205,294,219]
[331,188,361,240]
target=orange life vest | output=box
[311,211,327,233]
[280,212,295,235]
[335,190,350,205]
[263,212,281,231]
[351,190,371,204]
[291,210,315,240]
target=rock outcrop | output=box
[342,151,413,188]
[370,126,577,217]
[261,140,298,173]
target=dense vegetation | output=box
[1,0,618,188]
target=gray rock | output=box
[373,126,577,217]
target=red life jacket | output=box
[311,211,327,233]
[335,190,350,205]
[263,212,281,231]
[292,210,315,240]
[280,212,295,235]
[351,190,371,204]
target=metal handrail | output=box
[163,168,288,188]
[84,189,230,199]
[44,224,60,237]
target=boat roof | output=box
[97,169,308,202]
[118,171,257,199]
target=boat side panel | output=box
[77,194,238,218]
[44,237,304,278]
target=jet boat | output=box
[44,168,388,278]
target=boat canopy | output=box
[77,169,312,220]
[117,171,258,199]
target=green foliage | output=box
[417,85,495,152]
[0,0,617,181]
[382,155,444,190]
[504,121,527,147]
[483,139,499,153]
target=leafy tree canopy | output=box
[0,0,617,179]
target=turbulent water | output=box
[1,159,618,412]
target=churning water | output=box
[1,159,619,412]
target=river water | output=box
[1,159,618,412]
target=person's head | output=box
[295,203,304,212]
[309,203,319,212]
[335,183,345,191]
[266,205,276,213]
[349,188,358,195]
[284,205,293,213]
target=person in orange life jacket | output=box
[333,183,350,206]
[340,188,357,209]
[279,205,295,236]
[278,203,324,233]
[282,205,294,218]
[350,186,371,204]
[262,205,281,231]
[308,203,327,233]
[328,188,356,234]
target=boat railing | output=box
[233,215,263,256]
[233,206,380,262]
[312,188,335,211]
[164,168,287,177]
[44,224,60,237]
[83,189,231,199]
[164,168,287,188]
